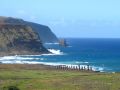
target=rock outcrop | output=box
[0,16,58,43]
[0,23,48,56]
[27,22,58,43]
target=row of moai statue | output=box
[49,65,93,71]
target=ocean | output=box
[0,38,120,72]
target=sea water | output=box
[0,38,120,72]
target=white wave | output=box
[68,46,72,48]
[92,66,104,72]
[75,61,89,64]
[0,59,105,72]
[48,49,63,55]
[0,56,42,61]
[18,50,64,56]
[0,56,104,72]
[0,60,64,65]
[0,56,15,60]
[44,43,59,45]
[1,60,23,64]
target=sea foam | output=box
[44,43,59,45]
[48,49,63,55]
[0,56,105,72]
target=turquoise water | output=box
[0,38,120,72]
[44,38,120,72]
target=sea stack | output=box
[59,39,68,47]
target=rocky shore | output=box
[0,24,49,56]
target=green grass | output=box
[0,65,120,90]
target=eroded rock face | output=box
[0,16,58,43]
[27,22,58,43]
[0,24,48,56]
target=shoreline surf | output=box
[0,55,109,72]
[0,38,120,73]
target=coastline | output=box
[0,55,115,73]
[0,64,119,90]
[0,51,50,57]
[0,64,111,73]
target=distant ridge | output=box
[0,23,48,56]
[0,16,59,56]
[0,16,58,43]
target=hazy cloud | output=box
[17,10,27,15]
[49,17,68,26]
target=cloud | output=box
[17,10,26,15]
[49,17,67,26]
[16,10,37,21]
[29,16,37,21]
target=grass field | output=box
[0,64,120,90]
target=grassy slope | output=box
[0,64,120,90]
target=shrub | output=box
[3,86,20,90]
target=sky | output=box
[0,0,120,38]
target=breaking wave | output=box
[44,43,59,45]
[0,56,105,72]
[48,49,63,55]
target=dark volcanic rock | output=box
[0,23,48,56]
[0,16,58,43]
[27,22,58,43]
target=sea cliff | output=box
[0,16,58,43]
[0,23,48,56]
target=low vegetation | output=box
[0,64,119,90]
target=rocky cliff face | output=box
[0,23,48,56]
[0,16,58,43]
[27,22,58,43]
